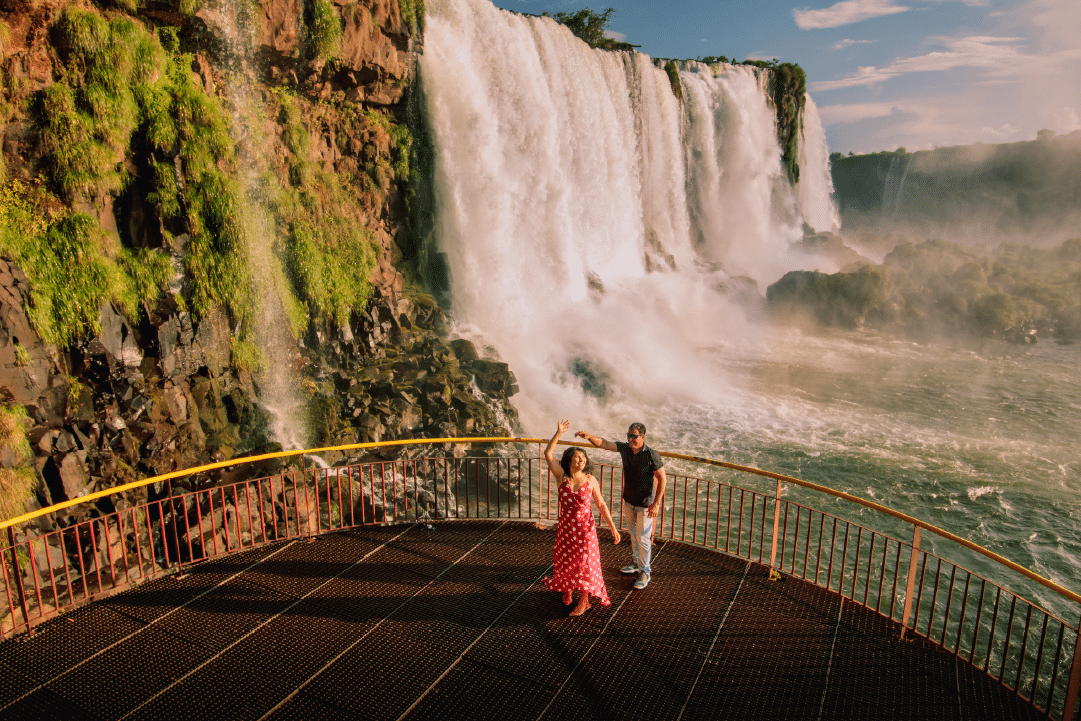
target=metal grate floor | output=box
[0,521,1049,720]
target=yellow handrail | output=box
[5,436,1079,607]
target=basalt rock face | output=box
[0,0,521,542]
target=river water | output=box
[418,0,1081,619]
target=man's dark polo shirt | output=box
[615,441,665,507]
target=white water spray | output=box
[420,0,839,433]
[214,0,308,449]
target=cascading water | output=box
[210,0,308,449]
[419,0,840,431]
[796,96,841,234]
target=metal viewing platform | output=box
[0,438,1075,719]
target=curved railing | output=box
[1,437,1078,720]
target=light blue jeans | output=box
[626,503,654,574]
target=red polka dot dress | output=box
[543,478,610,606]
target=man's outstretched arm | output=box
[574,431,618,452]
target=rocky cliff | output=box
[0,0,519,532]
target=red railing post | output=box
[769,478,782,579]
[901,525,922,640]
[1063,623,1081,721]
[6,527,29,635]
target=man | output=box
[575,423,666,590]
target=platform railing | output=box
[1,437,1078,719]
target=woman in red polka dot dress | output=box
[542,420,621,616]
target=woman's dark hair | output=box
[560,447,592,476]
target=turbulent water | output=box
[418,0,1081,613]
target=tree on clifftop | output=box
[544,7,638,51]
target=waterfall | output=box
[213,0,308,449]
[419,0,840,431]
[797,96,841,234]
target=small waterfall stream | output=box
[212,0,308,449]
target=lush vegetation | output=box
[544,7,637,51]
[0,405,35,527]
[270,90,380,335]
[0,9,251,348]
[768,238,1081,343]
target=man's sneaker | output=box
[620,564,639,575]
[633,572,651,590]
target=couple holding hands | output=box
[541,420,667,616]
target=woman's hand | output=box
[612,529,621,545]
[556,419,569,436]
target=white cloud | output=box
[793,0,910,30]
[832,38,877,50]
[809,35,1081,92]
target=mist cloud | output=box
[793,0,910,30]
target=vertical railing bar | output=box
[1028,612,1049,705]
[759,493,768,563]
[926,558,943,640]
[827,518,838,593]
[839,524,851,598]
[131,509,145,580]
[875,535,888,613]
[0,538,19,633]
[736,488,745,557]
[862,530,875,607]
[1045,622,1066,714]
[984,587,1002,672]
[1014,604,1033,693]
[941,565,957,647]
[194,492,207,558]
[801,507,811,580]
[955,572,972,656]
[999,595,1017,684]
[889,540,901,620]
[815,513,825,587]
[87,519,103,595]
[347,465,356,528]
[912,552,929,635]
[102,517,118,587]
[781,502,791,573]
[217,488,230,553]
[1064,622,1081,721]
[851,526,863,601]
[769,480,782,573]
[257,479,269,543]
[969,579,987,662]
[380,462,388,524]
[336,466,345,529]
[6,527,29,634]
[139,508,152,575]
[723,485,732,553]
[289,472,300,537]
[26,548,42,617]
[695,478,703,545]
[74,521,90,601]
[116,513,130,582]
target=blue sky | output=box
[487,0,1081,154]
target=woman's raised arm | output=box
[544,420,569,479]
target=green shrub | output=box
[399,0,425,37]
[310,0,343,60]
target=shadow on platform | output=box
[0,521,1045,720]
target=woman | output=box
[542,419,621,616]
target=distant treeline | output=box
[830,130,1081,245]
[768,237,1081,344]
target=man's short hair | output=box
[629,422,647,436]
